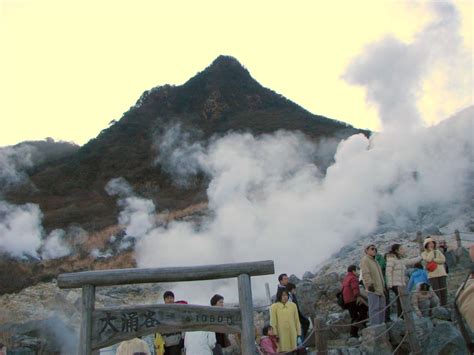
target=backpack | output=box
[336,287,347,310]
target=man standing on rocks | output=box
[360,244,386,325]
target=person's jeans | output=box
[368,292,386,325]
[430,276,447,306]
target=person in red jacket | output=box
[342,265,368,338]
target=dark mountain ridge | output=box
[7,55,369,231]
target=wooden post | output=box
[314,317,327,355]
[416,231,424,253]
[238,274,255,355]
[398,286,421,354]
[80,284,95,355]
[265,282,272,305]
[454,229,461,249]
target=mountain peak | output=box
[184,55,254,88]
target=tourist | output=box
[407,262,429,292]
[360,244,386,325]
[286,282,310,339]
[116,338,151,355]
[455,245,474,332]
[184,331,216,355]
[210,294,231,354]
[386,244,421,317]
[374,250,390,322]
[259,325,279,354]
[421,237,448,305]
[277,273,292,301]
[342,265,368,337]
[270,288,301,352]
[411,282,439,318]
[161,291,184,355]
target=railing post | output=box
[314,317,327,354]
[79,284,95,355]
[416,231,424,253]
[454,229,462,263]
[238,274,255,355]
[398,286,421,354]
[265,282,272,305]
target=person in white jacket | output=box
[184,331,216,355]
[386,243,421,318]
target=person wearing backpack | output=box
[342,265,368,338]
[421,237,448,306]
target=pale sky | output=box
[0,0,472,146]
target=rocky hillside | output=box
[5,56,368,233]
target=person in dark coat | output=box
[342,265,368,337]
[210,294,231,354]
[286,282,310,340]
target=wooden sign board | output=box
[92,304,242,349]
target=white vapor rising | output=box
[154,123,206,187]
[0,144,73,259]
[105,178,157,238]
[0,144,37,191]
[343,1,471,131]
[0,201,73,259]
[41,229,72,260]
[0,202,43,257]
[106,107,473,304]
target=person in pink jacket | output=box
[259,325,279,354]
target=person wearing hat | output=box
[360,244,386,325]
[421,237,448,306]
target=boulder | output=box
[326,312,351,339]
[289,274,301,285]
[303,271,315,280]
[360,323,393,354]
[422,321,469,355]
[432,307,451,321]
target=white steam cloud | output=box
[0,201,72,259]
[105,178,157,238]
[343,1,471,131]
[0,145,72,259]
[41,229,72,260]
[0,144,37,191]
[0,201,43,257]
[110,107,472,297]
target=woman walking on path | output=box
[270,288,301,352]
[421,237,448,306]
[386,243,422,317]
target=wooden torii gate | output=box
[57,260,275,355]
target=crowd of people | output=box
[114,235,472,354]
[340,235,473,344]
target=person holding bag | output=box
[421,237,448,306]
